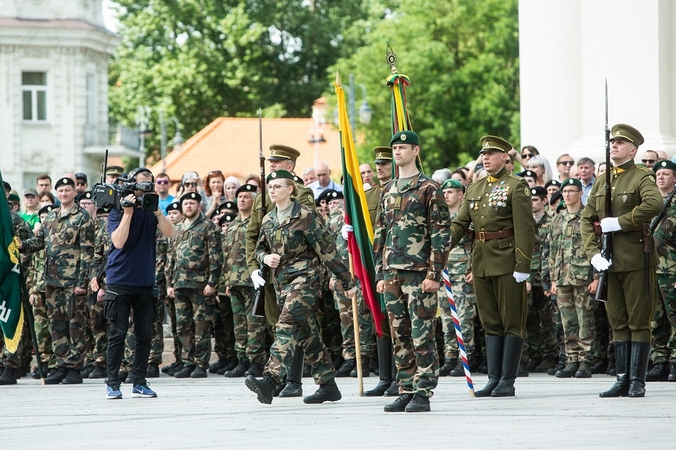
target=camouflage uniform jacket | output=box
[223,214,254,289]
[27,247,45,295]
[254,200,354,291]
[653,194,676,276]
[166,213,222,290]
[548,207,592,287]
[164,223,183,286]
[446,210,472,276]
[374,172,452,283]
[155,229,168,287]
[13,211,34,272]
[21,205,94,289]
[89,216,111,286]
[529,213,551,289]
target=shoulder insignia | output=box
[649,175,655,183]
[524,186,531,196]
[307,194,314,204]
[509,173,523,180]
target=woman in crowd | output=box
[527,155,553,187]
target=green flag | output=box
[0,170,24,353]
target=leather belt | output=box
[468,229,514,243]
[593,221,644,237]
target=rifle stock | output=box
[252,108,267,317]
[595,80,611,302]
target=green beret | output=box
[166,202,181,212]
[441,179,464,190]
[479,135,512,154]
[268,144,301,162]
[390,131,419,147]
[267,170,294,183]
[180,192,202,204]
[653,159,676,174]
[373,146,393,162]
[55,177,75,189]
[561,178,583,190]
[8,193,20,203]
[610,123,644,147]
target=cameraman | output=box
[101,168,174,399]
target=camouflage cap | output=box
[268,144,301,162]
[180,191,202,204]
[38,204,57,216]
[390,130,419,147]
[217,201,238,213]
[479,135,512,154]
[55,177,75,189]
[653,159,676,174]
[530,186,547,198]
[267,170,294,183]
[235,184,257,197]
[166,201,181,212]
[561,178,583,190]
[441,179,464,190]
[610,123,644,147]
[373,146,393,162]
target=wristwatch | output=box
[426,270,437,281]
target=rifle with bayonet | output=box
[252,108,267,318]
[594,80,611,302]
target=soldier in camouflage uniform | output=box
[437,179,477,377]
[548,178,598,378]
[326,190,375,377]
[221,184,267,378]
[245,170,355,405]
[19,177,95,385]
[523,186,558,374]
[167,192,222,378]
[374,131,452,413]
[649,159,676,381]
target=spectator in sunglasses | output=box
[640,150,659,169]
[155,172,175,215]
[508,145,540,170]
[177,172,208,211]
[555,154,575,182]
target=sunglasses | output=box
[184,182,198,187]
[521,153,534,159]
[76,181,87,186]
[157,180,169,185]
[558,161,574,166]
[642,159,655,164]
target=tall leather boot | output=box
[491,335,523,397]
[383,349,399,397]
[279,347,303,398]
[600,341,630,398]
[475,335,504,397]
[628,341,650,398]
[365,339,392,396]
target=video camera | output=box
[92,151,159,212]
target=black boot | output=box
[286,347,304,387]
[449,359,465,377]
[383,353,399,397]
[173,364,195,378]
[335,359,355,377]
[279,380,303,397]
[555,362,579,378]
[245,362,264,378]
[0,366,17,385]
[669,363,676,382]
[61,368,83,384]
[44,367,68,385]
[224,360,250,378]
[590,359,608,374]
[167,362,184,377]
[404,393,431,412]
[365,339,393,396]
[600,341,630,398]
[439,357,457,377]
[245,375,277,404]
[162,361,181,374]
[303,378,341,404]
[628,342,650,397]
[89,365,107,379]
[215,358,238,375]
[645,361,669,382]
[575,361,592,378]
[491,336,523,397]
[384,393,413,412]
[146,363,159,378]
[475,335,503,397]
[350,356,370,377]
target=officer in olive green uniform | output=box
[450,135,535,398]
[581,124,663,398]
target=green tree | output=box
[329,0,520,170]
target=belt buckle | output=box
[478,231,486,242]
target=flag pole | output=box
[19,263,45,383]
[443,269,475,397]
[348,256,364,396]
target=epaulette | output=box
[508,173,524,181]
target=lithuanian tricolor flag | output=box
[0,170,24,352]
[335,73,385,336]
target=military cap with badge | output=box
[166,201,181,213]
[560,177,583,190]
[268,145,301,162]
[653,159,676,174]
[76,191,94,204]
[544,179,561,190]
[390,130,420,147]
[479,135,512,154]
[609,123,644,148]
[55,177,75,189]
[530,186,548,199]
[218,212,237,227]
[373,146,393,162]
[180,191,202,204]
[442,178,465,192]
[217,201,238,214]
[38,204,57,216]
[235,184,257,197]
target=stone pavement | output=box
[1,372,675,449]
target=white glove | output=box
[513,271,530,283]
[251,270,266,289]
[341,224,354,240]
[591,254,612,272]
[600,217,621,233]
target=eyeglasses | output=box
[521,153,534,159]
[267,184,290,191]
[642,159,655,165]
[184,182,197,187]
[558,161,574,166]
[157,180,169,185]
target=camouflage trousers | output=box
[174,288,215,369]
[230,286,266,364]
[654,273,676,361]
[84,293,107,367]
[556,285,597,363]
[45,286,87,369]
[317,288,342,359]
[384,269,439,398]
[149,294,164,365]
[32,292,54,366]
[333,279,375,360]
[265,273,335,385]
[438,274,477,359]
[165,294,181,363]
[522,285,558,363]
[213,294,236,362]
